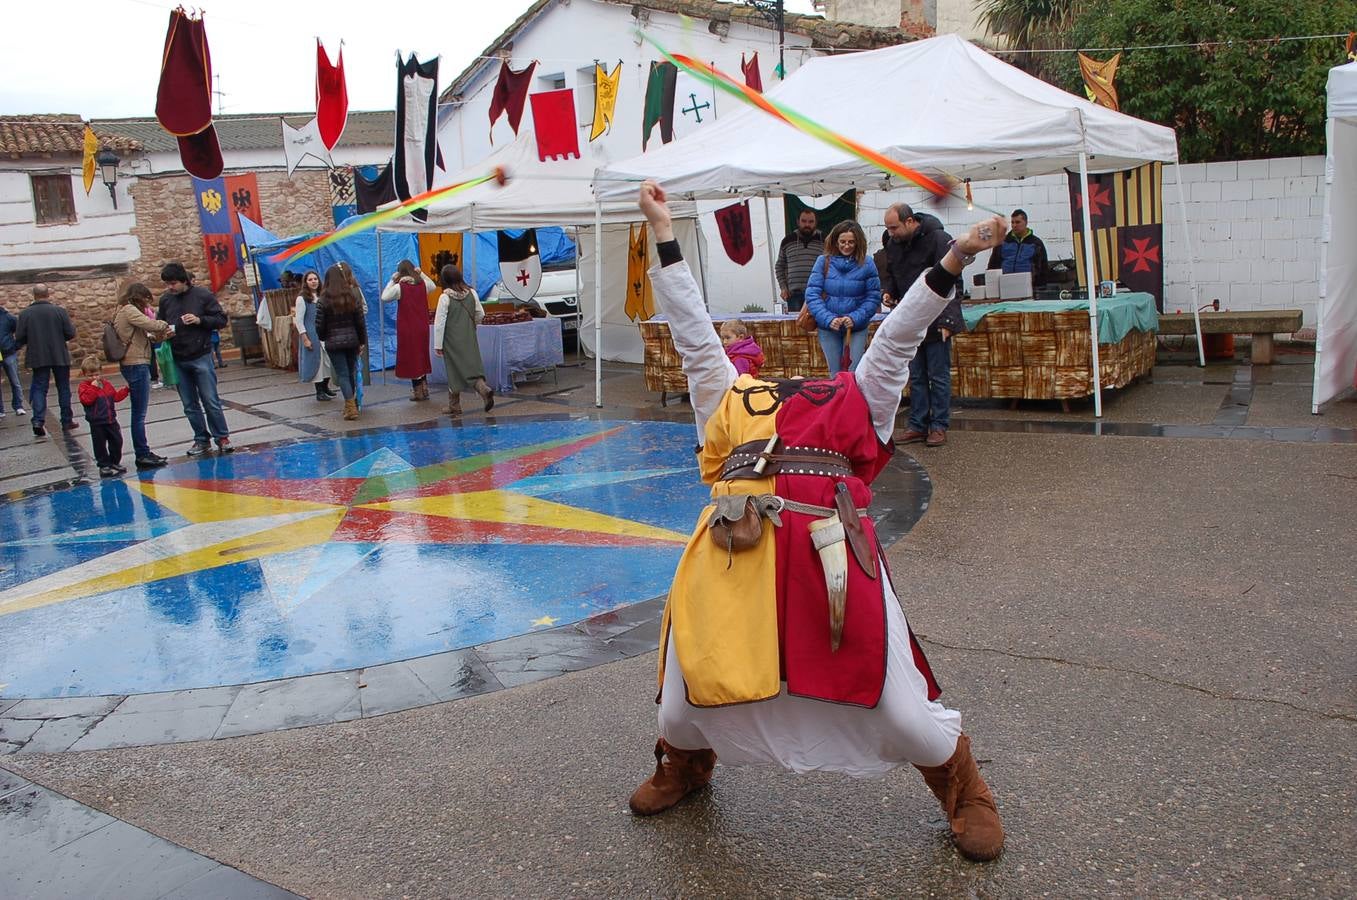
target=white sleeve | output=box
[292,297,305,334]
[380,281,401,301]
[856,269,956,443]
[432,294,449,348]
[470,290,485,325]
[422,273,437,293]
[649,260,736,437]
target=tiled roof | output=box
[440,0,918,101]
[92,109,396,154]
[0,114,142,157]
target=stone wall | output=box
[0,169,331,362]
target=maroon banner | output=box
[489,61,537,139]
[714,200,754,265]
[742,52,763,93]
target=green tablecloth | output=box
[962,292,1158,344]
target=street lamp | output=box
[96,149,120,208]
[746,0,786,80]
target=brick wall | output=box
[0,170,331,363]
[858,155,1326,334]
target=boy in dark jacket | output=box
[77,356,130,477]
[159,262,232,456]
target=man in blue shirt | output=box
[985,209,1049,288]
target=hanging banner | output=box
[394,53,439,222]
[489,60,538,141]
[1068,162,1164,311]
[329,166,356,225]
[642,61,677,150]
[714,200,754,265]
[626,223,655,322]
[742,52,763,93]
[782,190,856,239]
[590,62,621,141]
[316,40,349,151]
[420,233,464,312]
[191,173,261,291]
[1077,52,1122,111]
[498,229,543,302]
[672,70,716,142]
[282,116,333,176]
[81,125,98,195]
[155,9,222,179]
[530,89,581,161]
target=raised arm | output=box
[639,181,736,438]
[858,215,1006,442]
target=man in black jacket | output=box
[14,284,77,438]
[159,263,232,456]
[881,203,964,448]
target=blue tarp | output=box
[240,216,575,372]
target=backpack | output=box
[102,321,128,362]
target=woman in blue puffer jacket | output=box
[804,220,881,375]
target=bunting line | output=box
[270,169,506,264]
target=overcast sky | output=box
[0,0,820,119]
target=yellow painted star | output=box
[531,615,559,628]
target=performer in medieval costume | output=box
[380,260,437,401]
[628,181,1008,863]
[432,265,494,416]
[292,270,336,402]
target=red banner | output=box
[529,89,581,161]
[714,200,754,265]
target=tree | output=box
[1057,0,1349,162]
[978,0,1084,77]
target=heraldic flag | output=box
[498,229,542,302]
[642,61,677,150]
[1067,162,1165,311]
[192,173,261,290]
[590,62,621,141]
[626,223,655,322]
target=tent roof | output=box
[595,34,1179,200]
[378,130,694,231]
[1329,62,1357,121]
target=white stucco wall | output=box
[0,157,138,272]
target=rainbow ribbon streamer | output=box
[640,31,952,199]
[270,171,503,264]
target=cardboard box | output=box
[999,271,1033,300]
[970,283,988,300]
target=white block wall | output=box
[855,155,1325,331]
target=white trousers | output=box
[658,572,962,775]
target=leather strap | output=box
[720,440,854,482]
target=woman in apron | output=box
[292,270,335,401]
[431,265,493,416]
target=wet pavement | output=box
[1,347,1355,897]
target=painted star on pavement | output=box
[0,427,691,618]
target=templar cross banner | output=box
[714,200,754,265]
[1067,162,1164,311]
[498,229,543,302]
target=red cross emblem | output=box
[1074,180,1113,220]
[516,269,531,286]
[1122,238,1161,273]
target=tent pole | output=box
[594,201,604,408]
[1170,163,1206,366]
[762,193,778,309]
[1078,151,1104,418]
[377,232,387,385]
[1312,117,1334,414]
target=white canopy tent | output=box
[374,131,703,405]
[1312,61,1357,413]
[597,34,1203,415]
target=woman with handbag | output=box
[292,270,337,402]
[804,221,881,375]
[313,266,367,421]
[432,265,493,416]
[113,283,173,469]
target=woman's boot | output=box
[412,378,429,401]
[343,398,359,420]
[914,733,1005,862]
[446,391,462,417]
[315,381,332,401]
[321,378,338,398]
[628,739,716,816]
[474,378,495,412]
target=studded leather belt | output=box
[719,439,854,481]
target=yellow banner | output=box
[590,62,621,142]
[81,125,98,195]
[1078,52,1121,112]
[419,233,464,313]
[626,223,654,322]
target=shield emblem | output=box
[498,229,542,302]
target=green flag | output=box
[642,61,676,150]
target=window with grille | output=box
[31,174,77,225]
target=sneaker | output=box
[186,441,211,457]
[98,466,119,478]
[152,381,164,389]
[135,455,168,470]
[0,411,5,419]
[925,428,948,447]
[62,421,79,432]
[897,429,927,445]
[215,436,234,454]
[15,407,26,416]
[114,464,128,474]
[32,425,46,437]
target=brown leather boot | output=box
[342,398,359,420]
[416,379,430,401]
[628,738,716,816]
[446,391,462,417]
[474,378,494,412]
[915,734,1005,862]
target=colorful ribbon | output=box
[270,168,507,264]
[639,32,950,198]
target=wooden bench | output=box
[1156,309,1303,365]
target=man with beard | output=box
[775,209,822,312]
[881,203,965,448]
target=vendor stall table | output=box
[640,293,1157,404]
[426,316,564,394]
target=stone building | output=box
[0,112,392,362]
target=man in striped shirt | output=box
[775,209,823,312]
